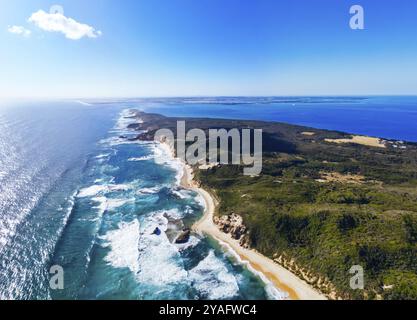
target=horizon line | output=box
[2,94,417,102]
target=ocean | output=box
[137,96,417,142]
[1,96,416,300]
[0,100,280,300]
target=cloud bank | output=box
[28,10,101,40]
[8,25,31,37]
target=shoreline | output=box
[178,159,327,301]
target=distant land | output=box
[132,110,417,300]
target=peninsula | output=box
[132,111,417,300]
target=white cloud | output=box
[28,10,101,40]
[8,25,31,37]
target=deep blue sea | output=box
[0,96,416,300]
[137,96,417,142]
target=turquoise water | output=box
[1,97,417,300]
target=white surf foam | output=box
[136,211,188,285]
[106,198,135,211]
[99,136,142,147]
[189,250,239,300]
[91,196,108,216]
[217,240,288,300]
[194,193,206,209]
[175,235,200,251]
[136,186,160,195]
[108,184,131,192]
[77,185,108,198]
[152,142,184,185]
[103,220,141,273]
[171,189,188,199]
[113,109,139,131]
[95,153,111,160]
[145,208,185,221]
[128,155,153,162]
[77,183,132,198]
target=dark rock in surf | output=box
[175,229,190,244]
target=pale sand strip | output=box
[180,163,327,301]
[325,135,386,148]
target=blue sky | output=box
[1,0,417,98]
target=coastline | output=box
[178,158,327,300]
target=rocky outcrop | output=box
[135,131,155,142]
[213,213,250,248]
[213,213,340,298]
[175,229,191,244]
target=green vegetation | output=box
[137,111,417,300]
[197,165,417,299]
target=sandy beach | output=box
[179,161,327,300]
